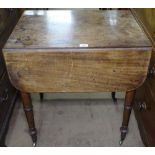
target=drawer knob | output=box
[148,67,155,78]
[135,101,147,111]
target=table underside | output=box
[4,48,151,92]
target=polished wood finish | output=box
[3,10,152,93]
[3,49,151,93]
[131,9,155,47]
[2,9,152,146]
[0,9,23,48]
[134,51,155,146]
[0,9,21,147]
[132,9,155,146]
[4,10,151,49]
[0,9,22,78]
[135,83,155,146]
[120,90,136,143]
[20,92,37,145]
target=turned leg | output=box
[39,93,44,102]
[111,92,117,104]
[120,90,136,145]
[21,92,37,146]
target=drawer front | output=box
[134,82,155,146]
[0,72,16,126]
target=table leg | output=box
[120,90,136,145]
[39,93,44,102]
[21,92,37,146]
[111,92,117,104]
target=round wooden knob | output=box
[135,101,147,111]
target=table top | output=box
[4,9,151,50]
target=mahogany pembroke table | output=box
[2,9,152,146]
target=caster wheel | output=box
[33,142,37,147]
[119,140,123,145]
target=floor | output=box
[6,93,143,147]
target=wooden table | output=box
[2,9,152,146]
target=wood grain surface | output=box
[3,48,151,92]
[131,9,155,47]
[3,9,152,92]
[4,10,151,49]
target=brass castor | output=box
[119,140,123,145]
[119,126,128,145]
[33,142,37,147]
[119,90,135,145]
[29,128,37,147]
